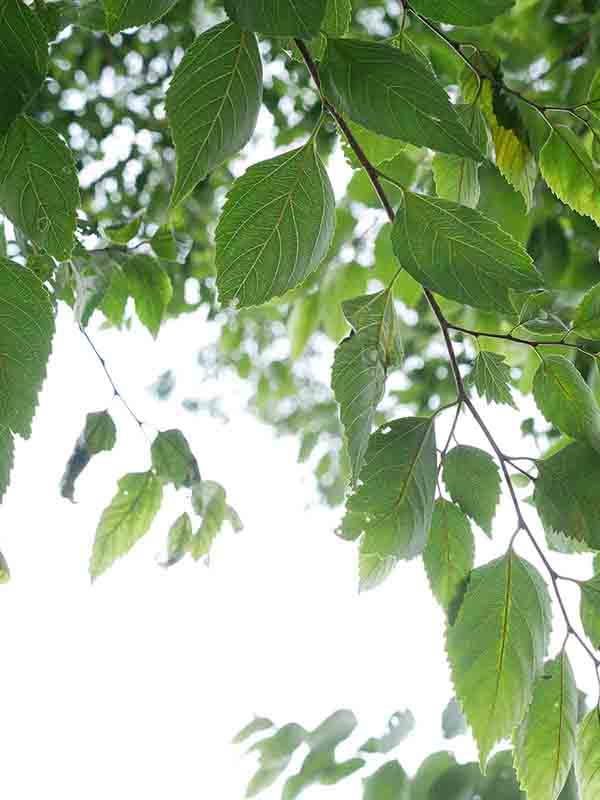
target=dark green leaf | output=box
[363,761,410,800]
[216,143,335,308]
[103,0,180,32]
[580,574,600,649]
[447,552,551,768]
[60,410,117,501]
[321,39,482,159]
[103,213,142,245]
[573,282,600,340]
[90,471,163,579]
[442,446,501,535]
[533,356,600,451]
[410,0,514,25]
[122,254,173,337]
[442,698,468,739]
[0,117,79,259]
[167,21,262,208]
[0,426,14,503]
[151,429,200,489]
[423,499,474,613]
[478,751,525,799]
[467,351,517,408]
[391,193,542,314]
[514,653,578,800]
[224,0,327,38]
[432,105,488,208]
[246,723,307,798]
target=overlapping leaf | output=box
[216,143,335,308]
[533,356,600,452]
[0,0,48,133]
[321,39,482,159]
[167,21,262,208]
[363,761,410,800]
[165,512,193,567]
[332,290,402,484]
[0,117,79,259]
[579,574,600,649]
[224,0,327,38]
[122,254,173,337]
[151,429,200,489]
[391,192,542,314]
[323,0,351,35]
[423,499,474,612]
[90,471,163,578]
[432,105,489,208]
[60,410,117,501]
[577,711,600,800]
[103,0,180,32]
[410,0,514,25]
[442,446,501,535]
[514,653,577,800]
[467,351,516,408]
[447,552,552,768]
[573,283,600,340]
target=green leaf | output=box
[358,552,397,593]
[577,710,600,800]
[514,653,578,800]
[190,480,227,560]
[332,290,402,484]
[151,429,200,489]
[167,21,262,208]
[478,751,525,799]
[0,549,9,584]
[442,446,501,535]
[283,752,364,799]
[533,356,600,452]
[90,471,163,579]
[122,254,173,337]
[102,0,180,32]
[423,499,475,612]
[467,351,517,408]
[442,698,468,739]
[60,410,118,502]
[0,258,54,502]
[540,128,600,227]
[363,761,410,800]
[558,769,580,800]
[0,0,48,134]
[342,122,407,170]
[288,293,320,360]
[534,443,600,548]
[233,717,274,744]
[447,552,552,768]
[308,709,357,751]
[165,512,193,566]
[321,40,482,159]
[432,105,488,208]
[580,574,600,648]
[215,143,335,308]
[224,0,327,38]
[360,711,415,754]
[246,723,307,797]
[150,225,191,263]
[0,116,79,259]
[573,282,600,340]
[412,753,479,800]
[391,193,542,314]
[322,0,351,35]
[347,417,437,589]
[102,213,142,245]
[410,0,514,25]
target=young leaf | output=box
[442,446,501,535]
[447,552,552,768]
[0,0,48,134]
[165,512,193,566]
[432,105,488,208]
[442,698,468,740]
[360,711,415,754]
[514,652,577,800]
[60,410,118,501]
[534,443,600,549]
[122,254,173,337]
[215,143,335,308]
[102,0,180,32]
[573,282,600,340]
[0,117,79,259]
[167,21,262,208]
[90,471,163,579]
[151,429,200,489]
[358,552,398,593]
[348,417,437,586]
[423,499,475,613]
[363,761,410,800]
[533,356,600,452]
[321,40,482,159]
[391,193,542,315]
[322,0,351,36]
[332,290,402,483]
[233,717,274,745]
[190,481,227,560]
[410,0,514,25]
[577,710,600,800]
[467,351,517,409]
[540,127,600,227]
[224,0,327,38]
[579,574,600,648]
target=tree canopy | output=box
[3,0,600,797]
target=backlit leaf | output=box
[447,552,551,768]
[224,0,327,38]
[580,574,600,648]
[432,105,488,208]
[467,351,517,408]
[576,710,600,800]
[423,499,475,612]
[165,512,193,566]
[323,0,351,35]
[151,429,200,489]
[410,0,514,25]
[216,143,335,308]
[190,480,227,560]
[122,254,173,337]
[103,0,180,32]
[60,410,117,501]
[442,446,501,535]
[573,282,600,340]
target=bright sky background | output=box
[1,300,597,799]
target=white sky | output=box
[1,303,597,799]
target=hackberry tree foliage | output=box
[2,0,600,797]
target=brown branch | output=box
[293,39,600,679]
